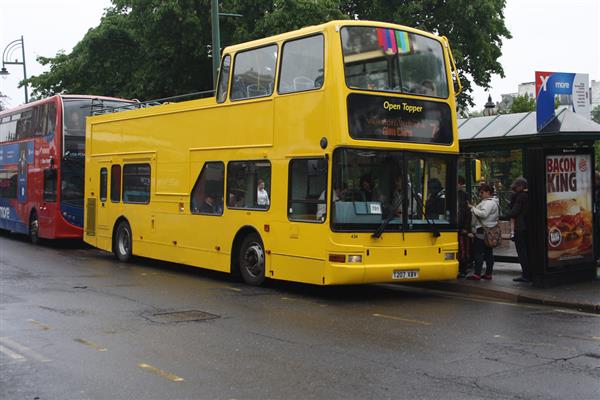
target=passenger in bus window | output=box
[199,194,217,214]
[358,175,378,202]
[388,174,404,218]
[256,179,269,208]
[316,184,346,220]
[67,111,82,131]
[425,178,445,219]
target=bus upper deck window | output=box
[217,55,231,103]
[279,35,324,94]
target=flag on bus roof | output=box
[376,28,411,55]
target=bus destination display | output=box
[347,93,452,144]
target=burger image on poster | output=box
[546,155,593,261]
[546,198,592,260]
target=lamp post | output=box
[0,36,28,103]
[211,0,242,88]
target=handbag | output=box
[483,224,502,248]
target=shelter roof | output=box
[458,109,600,142]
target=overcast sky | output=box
[1,0,599,110]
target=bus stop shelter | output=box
[459,109,600,286]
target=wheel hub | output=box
[243,244,264,278]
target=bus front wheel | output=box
[29,212,39,245]
[238,233,265,286]
[114,221,132,262]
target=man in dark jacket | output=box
[507,177,530,282]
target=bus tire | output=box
[238,233,266,286]
[29,212,40,245]
[114,220,132,262]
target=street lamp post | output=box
[0,35,28,103]
[210,0,242,88]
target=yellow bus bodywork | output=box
[84,20,459,285]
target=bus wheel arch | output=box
[29,208,40,244]
[113,217,132,262]
[231,227,266,286]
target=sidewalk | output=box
[417,262,600,314]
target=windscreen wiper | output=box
[371,211,398,239]
[372,196,404,239]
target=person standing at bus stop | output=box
[507,177,530,283]
[468,183,499,280]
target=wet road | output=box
[1,232,599,400]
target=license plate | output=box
[392,269,419,279]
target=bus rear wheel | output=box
[29,212,40,245]
[238,233,266,286]
[114,221,132,262]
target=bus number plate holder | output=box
[392,270,419,279]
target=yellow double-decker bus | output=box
[84,20,462,286]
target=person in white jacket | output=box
[467,183,499,280]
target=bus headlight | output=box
[347,255,363,263]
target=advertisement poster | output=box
[546,154,593,267]
[536,71,590,132]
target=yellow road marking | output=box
[228,287,242,292]
[372,313,432,326]
[27,319,51,331]
[74,338,107,352]
[138,363,184,382]
[0,344,26,361]
[0,337,50,362]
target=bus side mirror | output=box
[474,159,482,183]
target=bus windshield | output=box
[341,26,448,98]
[331,148,454,232]
[61,159,84,206]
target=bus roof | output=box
[222,19,444,54]
[0,94,136,115]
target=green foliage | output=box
[23,0,510,105]
[509,94,536,113]
[592,105,600,124]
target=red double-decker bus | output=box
[0,94,135,242]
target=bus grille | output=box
[86,198,96,236]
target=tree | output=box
[592,105,600,124]
[24,0,510,106]
[509,94,535,113]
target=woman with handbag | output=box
[467,183,500,281]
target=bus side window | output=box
[227,161,271,210]
[216,55,231,103]
[44,169,57,202]
[288,158,327,222]
[190,162,224,215]
[46,102,56,136]
[100,168,108,202]
[123,164,151,204]
[111,165,121,203]
[279,34,324,94]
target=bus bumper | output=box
[325,261,458,285]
